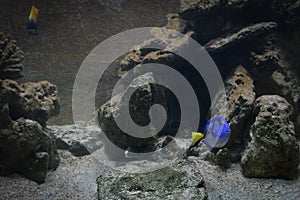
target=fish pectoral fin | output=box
[191,132,205,144]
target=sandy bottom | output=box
[0,150,299,200]
[196,160,300,200]
[0,150,106,200]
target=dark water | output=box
[0,0,180,125]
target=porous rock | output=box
[166,13,192,34]
[97,72,168,156]
[250,36,300,138]
[179,0,300,43]
[213,66,255,146]
[205,22,278,54]
[241,95,300,179]
[0,79,60,127]
[0,118,59,183]
[0,32,24,79]
[118,30,194,76]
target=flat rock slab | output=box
[97,159,208,200]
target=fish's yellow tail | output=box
[191,132,205,145]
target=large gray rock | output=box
[97,72,169,156]
[179,0,228,43]
[117,30,211,126]
[0,32,24,79]
[205,22,277,54]
[179,0,300,22]
[241,95,300,179]
[179,0,300,43]
[0,79,60,127]
[0,118,59,183]
[272,65,300,138]
[213,66,255,146]
[97,159,207,200]
[250,36,300,138]
[178,0,253,43]
[118,30,194,76]
[49,123,103,157]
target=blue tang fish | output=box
[191,116,231,149]
[198,116,231,149]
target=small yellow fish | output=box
[191,132,205,145]
[29,5,39,22]
[27,5,39,34]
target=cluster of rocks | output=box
[179,0,300,179]
[1,1,298,197]
[96,0,300,181]
[0,32,60,183]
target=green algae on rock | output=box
[97,159,207,200]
